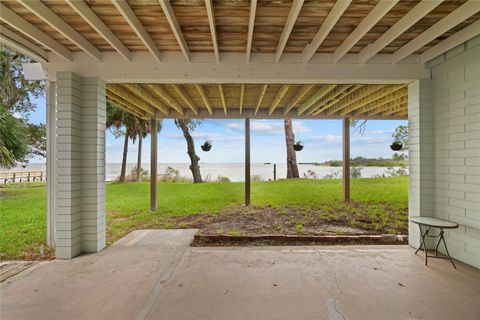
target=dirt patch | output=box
[165,201,408,238]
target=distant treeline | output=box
[300,157,408,167]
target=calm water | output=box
[2,163,407,182]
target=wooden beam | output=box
[369,97,407,116]
[245,117,251,206]
[239,84,245,115]
[195,84,213,115]
[297,85,336,115]
[112,0,162,62]
[123,84,169,115]
[66,0,131,62]
[302,0,351,63]
[343,118,350,202]
[159,0,190,62]
[172,85,198,115]
[326,85,384,116]
[246,0,257,62]
[108,85,155,115]
[150,118,158,211]
[254,85,268,115]
[392,0,480,63]
[147,85,184,116]
[283,85,314,115]
[275,0,304,62]
[339,85,405,116]
[0,28,48,62]
[106,89,150,117]
[268,85,290,115]
[0,3,72,61]
[333,0,398,63]
[381,100,408,117]
[19,0,101,61]
[353,89,407,116]
[421,19,480,63]
[205,0,219,62]
[308,85,353,115]
[358,0,441,63]
[218,85,227,115]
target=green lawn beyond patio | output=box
[0,177,408,260]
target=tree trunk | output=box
[136,135,142,182]
[284,119,299,178]
[177,119,202,183]
[119,131,129,182]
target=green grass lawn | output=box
[0,177,408,260]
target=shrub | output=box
[216,175,231,183]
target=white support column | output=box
[55,72,106,259]
[46,81,56,248]
[408,79,434,248]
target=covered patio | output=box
[2,230,480,320]
[1,0,480,317]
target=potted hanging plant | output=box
[390,141,403,151]
[201,140,212,152]
[293,140,304,152]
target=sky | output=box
[28,96,406,164]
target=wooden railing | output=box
[0,171,46,183]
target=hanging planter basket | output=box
[201,141,212,152]
[293,141,304,152]
[390,141,403,151]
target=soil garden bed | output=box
[164,201,408,246]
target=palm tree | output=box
[0,104,28,168]
[175,119,203,183]
[284,119,299,178]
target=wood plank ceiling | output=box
[1,0,479,119]
[106,83,408,119]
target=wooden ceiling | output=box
[106,83,408,119]
[1,0,479,63]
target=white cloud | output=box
[225,120,311,136]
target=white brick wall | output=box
[55,72,106,259]
[409,36,480,268]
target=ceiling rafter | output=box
[339,85,405,116]
[195,85,213,115]
[297,85,336,115]
[392,0,480,63]
[308,85,353,115]
[108,85,155,115]
[112,0,162,62]
[312,86,363,115]
[239,84,245,115]
[246,0,257,62]
[66,0,131,62]
[283,85,315,115]
[122,84,169,115]
[368,97,407,117]
[147,85,184,116]
[421,19,480,63]
[106,90,147,118]
[353,89,407,116]
[326,85,384,115]
[276,0,304,63]
[218,85,227,115]
[19,0,102,61]
[0,28,48,62]
[302,0,351,63]
[254,85,269,116]
[0,3,72,61]
[160,0,190,62]
[358,0,442,63]
[381,100,408,117]
[205,0,219,62]
[333,0,399,63]
[172,85,198,115]
[268,85,290,115]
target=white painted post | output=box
[55,72,106,259]
[343,118,350,202]
[408,79,434,249]
[46,81,56,248]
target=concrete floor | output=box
[1,230,480,320]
